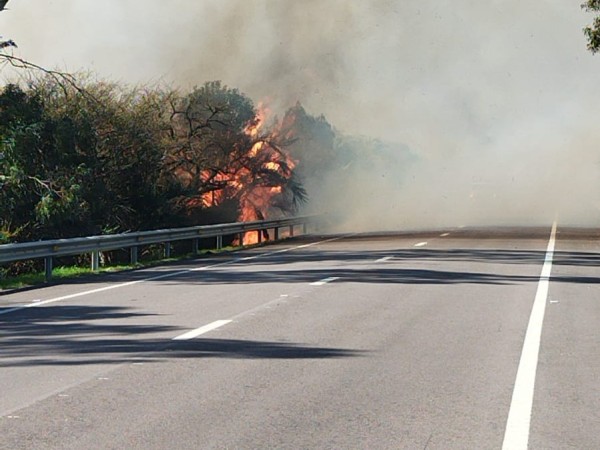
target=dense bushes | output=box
[0,76,313,275]
[0,77,307,244]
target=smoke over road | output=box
[3,1,600,229]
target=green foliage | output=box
[582,1,600,53]
[0,83,92,241]
[0,78,171,245]
[0,75,311,275]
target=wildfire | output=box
[244,102,270,138]
[200,101,298,245]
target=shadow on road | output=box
[0,305,364,368]
[4,246,600,295]
[243,248,600,268]
[42,247,600,287]
[143,266,541,286]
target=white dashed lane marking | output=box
[172,320,232,341]
[375,256,393,263]
[310,277,339,286]
[0,235,350,317]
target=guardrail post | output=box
[44,256,53,281]
[164,242,171,259]
[257,229,262,244]
[91,251,100,272]
[274,227,279,240]
[302,222,307,234]
[193,238,199,254]
[289,225,294,237]
[130,246,139,264]
[216,235,223,250]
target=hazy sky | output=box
[2,1,600,228]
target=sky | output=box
[2,1,600,229]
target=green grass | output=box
[0,264,139,290]
[0,244,246,291]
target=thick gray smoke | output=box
[3,1,600,229]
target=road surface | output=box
[1,226,599,449]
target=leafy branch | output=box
[583,1,600,53]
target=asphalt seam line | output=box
[502,221,557,450]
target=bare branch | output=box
[0,53,101,104]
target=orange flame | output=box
[200,101,297,245]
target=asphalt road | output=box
[1,227,599,449]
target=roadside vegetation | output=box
[0,73,354,281]
[0,3,412,284]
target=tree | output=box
[164,81,306,224]
[165,81,256,200]
[275,102,337,180]
[0,84,94,243]
[64,81,173,231]
[0,74,182,247]
[583,1,600,53]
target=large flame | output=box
[201,102,298,245]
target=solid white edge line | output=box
[172,320,232,341]
[0,234,352,317]
[502,221,557,450]
[0,273,184,316]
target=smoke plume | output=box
[3,0,600,230]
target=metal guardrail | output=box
[0,215,316,281]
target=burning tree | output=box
[164,81,307,239]
[275,102,338,182]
